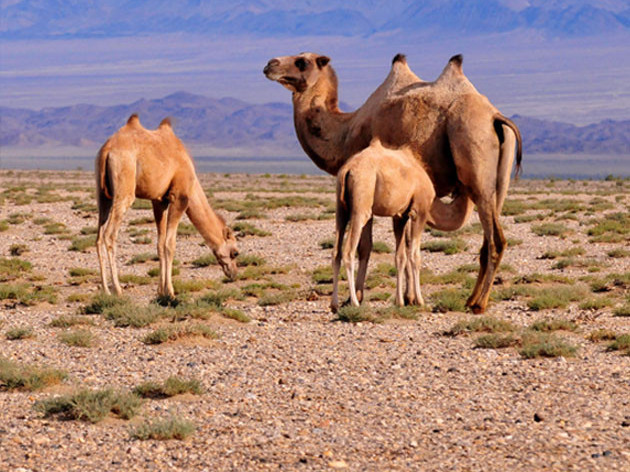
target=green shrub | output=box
[446,316,516,336]
[528,318,577,332]
[133,376,203,398]
[519,332,578,359]
[0,357,67,391]
[131,416,196,440]
[531,223,569,237]
[5,326,35,340]
[473,333,520,349]
[58,329,95,348]
[35,388,142,423]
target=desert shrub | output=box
[236,254,266,267]
[191,253,217,267]
[445,316,516,336]
[519,332,578,359]
[133,376,203,398]
[35,388,142,423]
[540,247,585,259]
[177,223,196,236]
[0,283,57,305]
[232,222,271,237]
[131,416,196,440]
[579,296,614,310]
[372,241,393,254]
[607,334,630,353]
[82,293,131,314]
[220,308,251,323]
[336,305,379,323]
[49,315,94,328]
[131,199,152,210]
[141,324,218,345]
[473,333,520,349]
[128,252,158,264]
[422,238,467,255]
[587,212,629,242]
[531,223,569,237]
[587,329,617,342]
[529,318,577,332]
[527,285,589,311]
[58,329,96,347]
[319,238,335,249]
[258,291,298,306]
[0,357,67,391]
[103,303,167,328]
[9,244,29,256]
[0,257,32,281]
[430,288,469,313]
[68,236,96,252]
[5,326,35,340]
[607,248,629,258]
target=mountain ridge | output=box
[1,92,628,158]
[2,0,629,39]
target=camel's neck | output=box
[292,78,356,176]
[185,179,226,250]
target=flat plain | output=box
[0,169,628,471]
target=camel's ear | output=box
[316,56,330,69]
[223,226,234,240]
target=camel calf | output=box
[331,139,435,312]
[95,114,238,297]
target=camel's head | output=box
[263,52,331,93]
[213,226,239,281]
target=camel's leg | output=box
[408,214,427,307]
[467,201,506,313]
[102,195,134,295]
[354,218,373,303]
[96,193,113,294]
[163,195,189,298]
[331,202,349,313]
[392,216,408,307]
[404,254,416,305]
[152,200,169,296]
[447,95,509,313]
[343,213,371,307]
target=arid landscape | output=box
[0,169,628,471]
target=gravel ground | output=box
[0,170,628,471]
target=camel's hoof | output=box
[330,303,339,314]
[470,304,485,315]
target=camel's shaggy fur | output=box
[331,140,435,312]
[95,114,238,297]
[264,52,522,313]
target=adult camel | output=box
[264,52,522,314]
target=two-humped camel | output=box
[331,139,435,312]
[264,52,522,313]
[95,114,239,297]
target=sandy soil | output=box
[0,170,628,471]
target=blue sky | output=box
[1,1,629,124]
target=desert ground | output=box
[0,169,628,471]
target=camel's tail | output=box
[493,113,522,213]
[96,146,113,200]
[494,114,522,179]
[337,166,351,209]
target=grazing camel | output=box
[264,52,522,313]
[95,114,238,297]
[331,139,435,312]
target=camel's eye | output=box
[294,58,307,71]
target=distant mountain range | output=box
[1,92,628,158]
[2,0,629,39]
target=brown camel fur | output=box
[95,114,238,297]
[331,139,435,312]
[264,52,522,313]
